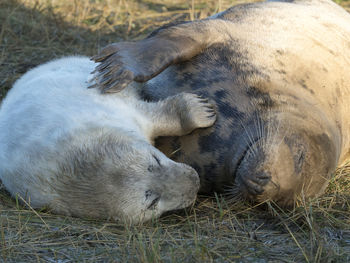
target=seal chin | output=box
[233,142,271,198]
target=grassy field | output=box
[1,0,350,262]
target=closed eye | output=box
[298,151,304,165]
[152,154,161,166]
[294,148,305,173]
[147,196,160,210]
[297,150,305,168]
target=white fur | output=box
[0,56,200,222]
[0,57,144,197]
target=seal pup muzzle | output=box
[91,0,350,206]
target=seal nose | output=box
[184,165,200,191]
[233,142,271,197]
[164,163,199,209]
[169,163,200,192]
[236,171,271,196]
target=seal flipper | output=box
[91,20,233,93]
[143,93,216,140]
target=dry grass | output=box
[1,0,350,262]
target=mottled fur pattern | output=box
[0,56,216,222]
[92,0,350,206]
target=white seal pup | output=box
[0,56,216,223]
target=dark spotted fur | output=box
[92,0,350,206]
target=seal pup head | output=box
[108,141,200,223]
[230,106,340,207]
[53,132,200,224]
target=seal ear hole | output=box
[147,165,154,172]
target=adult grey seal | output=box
[0,56,216,223]
[92,0,350,206]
